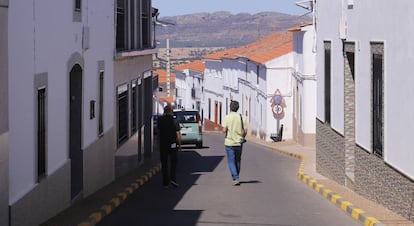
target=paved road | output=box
[98,133,361,226]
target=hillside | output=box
[156,11,309,48]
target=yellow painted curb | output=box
[77,165,162,226]
[351,208,365,220]
[269,146,383,226]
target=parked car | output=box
[173,109,203,148]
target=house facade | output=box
[174,60,205,111]
[290,23,317,147]
[0,1,9,225]
[316,0,414,221]
[202,33,297,141]
[3,0,157,225]
[114,0,156,163]
[7,1,115,225]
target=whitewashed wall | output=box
[175,71,187,108]
[265,53,294,140]
[348,1,414,178]
[202,60,224,121]
[292,25,317,135]
[315,0,343,135]
[8,0,114,204]
[317,0,414,179]
[175,69,203,110]
[203,52,295,141]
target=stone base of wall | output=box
[316,119,346,185]
[10,161,71,226]
[355,146,414,221]
[317,119,414,222]
[293,117,316,147]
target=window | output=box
[117,84,129,145]
[116,0,126,50]
[324,41,331,124]
[116,0,153,51]
[73,0,82,22]
[141,0,151,48]
[219,102,222,124]
[131,79,137,133]
[75,0,81,11]
[226,98,228,115]
[372,43,384,157]
[208,98,211,120]
[37,87,47,180]
[98,71,104,136]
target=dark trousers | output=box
[160,147,178,186]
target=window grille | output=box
[37,88,46,180]
[324,41,331,124]
[98,71,104,136]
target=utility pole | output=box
[166,38,171,97]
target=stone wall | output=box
[317,119,414,222]
[316,119,346,185]
[355,146,414,221]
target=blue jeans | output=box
[225,145,242,181]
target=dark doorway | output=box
[69,64,83,200]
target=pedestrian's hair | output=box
[230,100,239,112]
[164,105,173,114]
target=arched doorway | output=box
[69,64,83,200]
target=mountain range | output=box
[155,11,310,48]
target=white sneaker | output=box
[233,180,240,186]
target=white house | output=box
[3,0,158,225]
[174,60,205,111]
[7,1,115,225]
[316,0,414,221]
[202,32,298,141]
[289,23,317,147]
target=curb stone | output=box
[77,164,162,226]
[269,146,385,226]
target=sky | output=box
[152,0,308,17]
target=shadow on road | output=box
[240,180,262,184]
[98,149,224,226]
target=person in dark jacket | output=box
[157,105,182,188]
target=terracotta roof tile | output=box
[153,69,175,84]
[174,60,205,72]
[159,96,174,104]
[288,22,313,32]
[203,32,293,64]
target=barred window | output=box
[37,87,47,180]
[372,43,384,157]
[116,0,153,51]
[324,41,331,124]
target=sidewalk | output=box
[42,132,414,226]
[245,133,414,226]
[42,135,162,226]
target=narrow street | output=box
[97,133,360,226]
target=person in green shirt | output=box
[222,100,248,186]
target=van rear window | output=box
[174,112,198,123]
